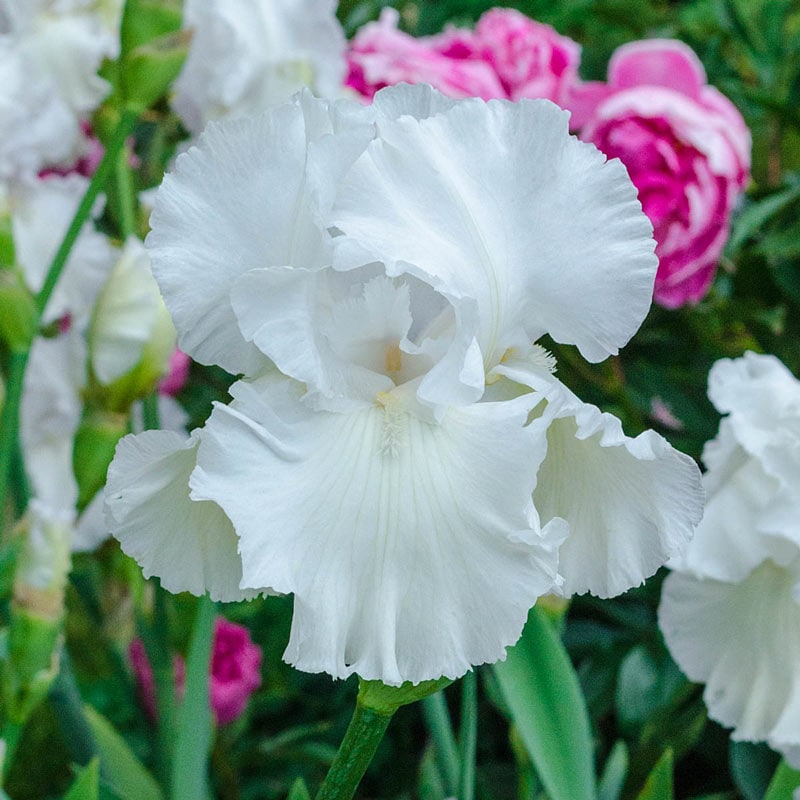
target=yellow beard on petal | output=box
[375,390,407,457]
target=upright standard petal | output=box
[190,374,562,685]
[104,429,260,602]
[330,94,657,368]
[146,95,337,376]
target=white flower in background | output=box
[21,331,86,514]
[0,37,79,179]
[19,240,185,555]
[659,352,800,765]
[5,174,114,326]
[106,85,703,685]
[172,0,346,134]
[0,0,120,118]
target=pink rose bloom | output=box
[129,617,262,725]
[346,8,504,100]
[158,349,191,397]
[473,8,580,104]
[569,40,750,308]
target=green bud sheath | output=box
[73,408,128,511]
[0,273,37,352]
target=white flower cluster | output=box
[0,0,122,180]
[4,0,345,556]
[660,352,800,764]
[105,84,704,685]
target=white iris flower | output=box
[659,352,800,764]
[105,85,703,685]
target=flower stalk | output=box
[314,699,393,800]
[315,677,452,800]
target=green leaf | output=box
[615,647,685,733]
[727,184,800,254]
[421,692,459,796]
[83,706,162,800]
[64,758,100,800]
[598,741,628,800]
[763,758,800,800]
[418,745,448,800]
[635,749,673,800]
[287,777,312,800]
[730,740,780,800]
[171,595,216,800]
[493,606,596,800]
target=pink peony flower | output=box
[129,617,262,725]
[158,349,191,397]
[473,8,580,104]
[569,40,750,308]
[346,7,580,104]
[346,8,504,100]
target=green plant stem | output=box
[36,108,138,318]
[314,702,394,800]
[142,394,161,431]
[459,671,478,800]
[0,349,29,538]
[422,692,459,796]
[115,141,138,240]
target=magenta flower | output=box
[129,617,261,725]
[158,349,191,397]
[569,40,750,308]
[346,7,579,104]
[472,8,580,104]
[209,618,262,725]
[346,8,503,100]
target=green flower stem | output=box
[314,701,394,800]
[115,140,138,240]
[142,393,161,431]
[35,108,138,318]
[0,349,29,538]
[0,108,139,537]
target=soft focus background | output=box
[2,0,800,798]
